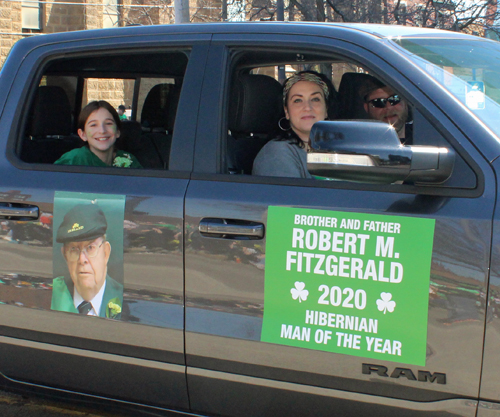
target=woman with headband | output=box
[252,70,335,178]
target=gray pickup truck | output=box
[0,21,499,417]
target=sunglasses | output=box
[368,94,401,108]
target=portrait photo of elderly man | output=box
[51,203,123,319]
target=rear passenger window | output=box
[20,50,188,170]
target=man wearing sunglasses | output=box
[361,75,411,142]
[51,203,123,319]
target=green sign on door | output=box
[261,206,435,366]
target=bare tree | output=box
[391,0,494,33]
[121,0,174,26]
[120,0,500,40]
[227,0,500,38]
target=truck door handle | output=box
[0,203,39,220]
[199,218,264,239]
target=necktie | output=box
[77,301,92,315]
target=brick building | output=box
[0,0,175,107]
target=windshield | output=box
[395,37,500,136]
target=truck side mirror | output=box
[307,120,455,184]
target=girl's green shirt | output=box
[54,146,142,168]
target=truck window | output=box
[226,49,476,189]
[20,50,189,171]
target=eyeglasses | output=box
[368,94,401,108]
[65,240,104,261]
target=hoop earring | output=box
[278,117,291,131]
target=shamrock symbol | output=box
[290,282,309,303]
[113,154,133,168]
[376,292,396,314]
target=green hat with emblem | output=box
[56,203,107,243]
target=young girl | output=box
[55,100,141,168]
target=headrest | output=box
[229,74,283,134]
[29,86,72,136]
[117,120,142,151]
[338,73,378,120]
[141,83,181,132]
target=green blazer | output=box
[51,274,123,319]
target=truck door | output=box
[478,156,500,416]
[0,34,209,411]
[184,34,494,417]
